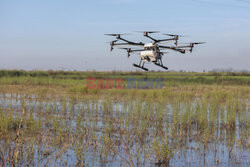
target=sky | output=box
[0,0,250,72]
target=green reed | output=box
[0,71,249,166]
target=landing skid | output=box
[155,63,168,70]
[133,64,148,71]
[132,59,168,71]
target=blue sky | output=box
[0,0,250,71]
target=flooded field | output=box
[0,91,249,166]
[0,71,249,166]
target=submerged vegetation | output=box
[0,70,249,166]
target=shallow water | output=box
[0,93,249,166]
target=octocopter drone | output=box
[105,31,205,71]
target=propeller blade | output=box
[178,42,206,45]
[192,42,206,45]
[105,34,117,36]
[136,31,160,34]
[163,34,185,37]
[106,40,119,43]
[105,33,130,36]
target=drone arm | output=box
[130,49,145,52]
[113,43,131,46]
[110,42,129,51]
[118,37,144,46]
[176,42,205,48]
[158,45,186,54]
[175,45,194,53]
[155,38,176,44]
[119,48,144,58]
[127,49,145,58]
[118,37,133,43]
[144,35,158,42]
[176,42,204,52]
[175,45,191,49]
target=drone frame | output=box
[105,31,204,71]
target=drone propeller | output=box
[179,42,205,45]
[136,31,160,37]
[136,31,160,33]
[105,33,130,36]
[191,42,206,45]
[176,42,205,52]
[189,42,205,52]
[163,34,185,37]
[108,40,119,51]
[105,33,130,40]
[110,40,118,43]
[163,34,186,46]
[119,48,132,58]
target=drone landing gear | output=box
[155,63,168,70]
[133,60,148,71]
[155,59,168,70]
[133,64,148,71]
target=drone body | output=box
[105,31,204,71]
[140,43,159,62]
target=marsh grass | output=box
[0,71,249,166]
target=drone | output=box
[105,31,205,71]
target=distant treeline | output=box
[0,70,249,86]
[0,70,250,78]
